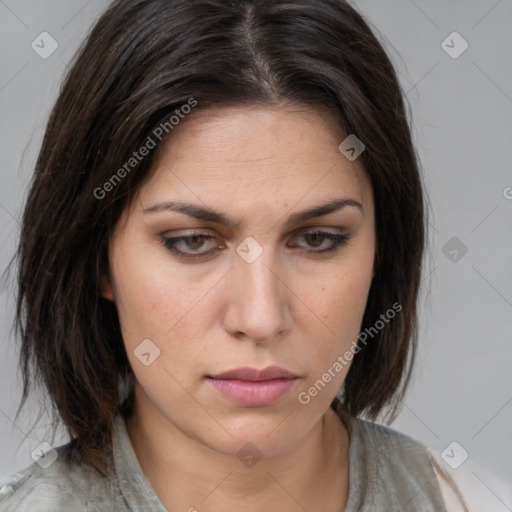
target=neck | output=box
[126,401,350,512]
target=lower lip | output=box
[207,378,298,407]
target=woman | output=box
[0,0,467,510]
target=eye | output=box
[162,232,223,259]
[288,230,350,254]
[162,229,350,261]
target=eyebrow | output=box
[143,197,363,227]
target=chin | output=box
[211,413,306,456]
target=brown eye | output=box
[184,235,208,250]
[162,233,222,259]
[290,230,350,253]
[304,232,325,247]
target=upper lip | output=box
[208,366,298,381]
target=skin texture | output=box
[103,104,376,511]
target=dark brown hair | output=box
[15,0,428,474]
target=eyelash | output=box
[162,230,350,260]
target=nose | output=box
[222,246,293,344]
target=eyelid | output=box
[161,231,221,258]
[289,230,350,252]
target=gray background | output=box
[0,0,511,508]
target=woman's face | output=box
[105,104,375,457]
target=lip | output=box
[209,366,298,381]
[207,366,299,407]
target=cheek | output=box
[296,259,373,376]
[317,277,369,325]
[292,274,372,409]
[110,246,222,371]
[113,273,171,342]
[309,258,373,334]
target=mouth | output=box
[207,366,299,407]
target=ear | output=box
[372,247,379,278]
[100,273,115,302]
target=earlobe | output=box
[373,248,379,278]
[100,274,115,302]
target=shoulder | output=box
[357,418,439,481]
[352,415,436,465]
[345,414,449,511]
[0,442,116,512]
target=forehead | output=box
[156,104,345,166]
[135,104,373,215]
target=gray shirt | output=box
[0,410,447,511]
